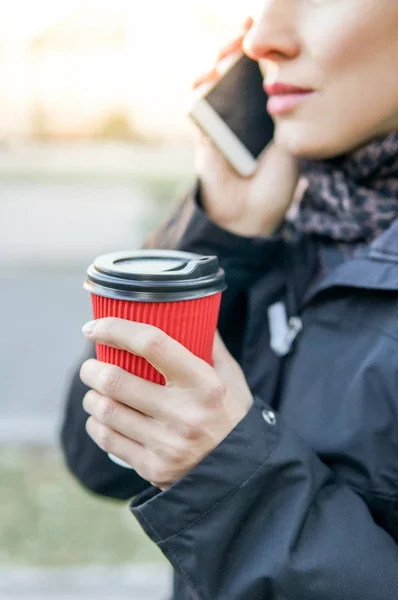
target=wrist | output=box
[219,217,281,238]
[204,208,283,238]
[198,182,283,238]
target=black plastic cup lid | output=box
[84,249,227,302]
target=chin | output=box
[273,120,349,160]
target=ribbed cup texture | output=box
[91,293,222,385]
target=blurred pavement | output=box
[0,566,172,600]
[1,180,151,268]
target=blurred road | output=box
[0,180,151,268]
[0,566,171,600]
[0,180,166,445]
[2,594,168,599]
[1,268,94,444]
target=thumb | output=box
[212,331,236,376]
[212,331,254,413]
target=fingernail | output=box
[82,320,97,336]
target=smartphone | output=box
[188,53,274,177]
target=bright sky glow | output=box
[0,0,253,41]
[0,0,263,138]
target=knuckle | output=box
[146,458,166,487]
[97,397,117,426]
[205,380,228,408]
[142,328,167,356]
[164,437,188,463]
[94,317,113,336]
[96,424,111,453]
[80,359,95,382]
[82,389,96,413]
[100,366,122,396]
[180,412,206,441]
[190,369,211,393]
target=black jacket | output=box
[61,187,398,600]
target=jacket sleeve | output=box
[60,183,286,499]
[131,398,398,600]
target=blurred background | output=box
[0,1,257,598]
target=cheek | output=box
[316,2,398,112]
[281,3,398,157]
[324,20,398,140]
[308,0,398,76]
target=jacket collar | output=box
[368,217,398,264]
[303,217,398,305]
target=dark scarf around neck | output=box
[291,131,398,245]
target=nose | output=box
[243,1,300,63]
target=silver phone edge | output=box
[188,97,258,178]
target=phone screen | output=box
[205,55,274,159]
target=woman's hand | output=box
[192,17,299,237]
[80,318,253,490]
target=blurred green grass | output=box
[0,447,167,567]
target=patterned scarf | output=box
[292,131,398,244]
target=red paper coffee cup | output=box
[84,250,227,385]
[84,250,226,468]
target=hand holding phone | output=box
[189,53,274,177]
[188,26,300,237]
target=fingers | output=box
[215,37,244,64]
[85,413,194,489]
[212,330,229,365]
[192,67,219,90]
[85,416,146,472]
[192,16,254,91]
[80,358,163,418]
[212,330,238,379]
[83,389,156,445]
[240,15,254,35]
[82,318,211,388]
[216,16,253,62]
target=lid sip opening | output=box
[84,249,227,302]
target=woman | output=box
[62,1,398,598]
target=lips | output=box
[264,83,314,96]
[264,82,315,115]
